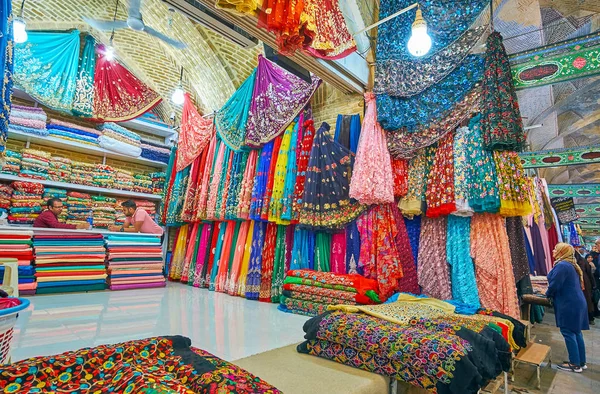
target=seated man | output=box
[34,198,88,229]
[109,200,163,235]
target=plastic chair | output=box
[0,259,19,297]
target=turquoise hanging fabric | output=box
[446,215,481,308]
[0,0,14,154]
[166,166,190,226]
[14,30,81,112]
[72,34,96,117]
[214,69,256,151]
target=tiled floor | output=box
[10,282,600,393]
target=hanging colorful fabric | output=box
[72,34,96,118]
[291,119,316,223]
[425,132,456,217]
[216,0,258,16]
[493,151,532,217]
[215,69,255,151]
[176,93,215,172]
[391,159,409,198]
[398,146,435,218]
[452,126,473,217]
[301,0,356,59]
[0,0,13,154]
[480,32,526,152]
[334,114,361,153]
[446,215,480,307]
[14,30,80,112]
[376,55,484,132]
[391,204,420,295]
[245,55,321,148]
[298,122,365,230]
[237,150,258,220]
[92,45,161,122]
[349,93,394,205]
[467,114,500,213]
[269,120,298,224]
[257,0,311,55]
[417,216,452,300]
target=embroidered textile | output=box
[215,69,255,151]
[298,122,365,230]
[398,146,435,217]
[0,0,12,154]
[291,119,315,223]
[72,34,96,117]
[301,0,357,59]
[425,132,456,217]
[391,203,420,295]
[493,151,531,217]
[279,294,329,316]
[505,216,531,282]
[269,120,299,224]
[391,158,409,197]
[93,45,161,122]
[14,30,80,112]
[452,126,473,216]
[446,215,481,307]
[417,217,452,300]
[376,55,485,132]
[245,55,320,148]
[286,269,379,295]
[349,93,394,205]
[467,114,500,213]
[257,0,311,55]
[176,93,215,172]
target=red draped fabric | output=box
[92,46,162,122]
[176,93,215,172]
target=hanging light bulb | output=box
[13,0,28,44]
[104,34,115,61]
[171,66,185,105]
[407,7,432,57]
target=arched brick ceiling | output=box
[13,0,263,116]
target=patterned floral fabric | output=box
[467,115,500,213]
[176,93,215,172]
[391,158,409,197]
[398,146,435,217]
[0,336,280,393]
[425,132,456,217]
[279,294,329,316]
[283,282,374,304]
[417,217,452,300]
[286,269,380,296]
[480,32,526,152]
[282,289,355,305]
[291,118,315,223]
[298,122,365,230]
[301,0,357,59]
[505,216,531,282]
[376,55,484,132]
[446,215,481,307]
[349,93,394,205]
[493,151,532,217]
[245,56,320,148]
[0,0,13,154]
[72,34,96,118]
[452,126,473,216]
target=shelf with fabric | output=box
[0,173,162,201]
[7,129,168,168]
[118,119,177,142]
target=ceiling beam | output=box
[519,144,600,168]
[548,184,600,198]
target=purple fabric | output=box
[531,221,548,276]
[245,55,321,148]
[109,282,166,290]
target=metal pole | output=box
[353,2,418,37]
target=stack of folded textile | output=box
[99,123,142,157]
[9,181,44,224]
[0,230,36,295]
[133,174,152,194]
[70,161,96,186]
[530,276,548,294]
[66,191,92,227]
[136,199,157,220]
[43,188,68,221]
[149,172,166,195]
[48,157,72,182]
[278,270,382,317]
[92,196,117,228]
[9,105,48,137]
[19,149,51,180]
[1,151,22,175]
[105,234,165,290]
[92,164,115,189]
[33,234,107,294]
[114,169,135,191]
[47,119,101,146]
[0,184,12,217]
[140,139,171,164]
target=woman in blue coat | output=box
[546,243,589,373]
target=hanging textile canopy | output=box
[214,69,256,151]
[13,30,81,112]
[245,55,321,148]
[72,35,96,118]
[176,93,216,172]
[92,45,162,122]
[377,55,484,132]
[0,0,13,154]
[301,0,356,59]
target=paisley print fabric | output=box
[279,294,330,316]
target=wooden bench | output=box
[511,342,552,389]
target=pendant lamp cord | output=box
[490,0,494,31]
[110,0,119,42]
[19,0,25,18]
[179,66,184,83]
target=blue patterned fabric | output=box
[376,55,484,132]
[72,34,96,117]
[291,227,316,270]
[46,124,99,139]
[0,1,13,154]
[9,124,48,137]
[215,69,256,151]
[345,221,361,274]
[249,140,275,220]
[404,216,421,268]
[446,215,481,307]
[14,30,80,112]
[246,221,267,300]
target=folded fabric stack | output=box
[1,151,22,175]
[105,234,165,290]
[49,157,72,182]
[33,234,107,294]
[92,196,117,228]
[70,161,96,186]
[114,169,135,191]
[136,199,157,220]
[43,188,68,222]
[0,230,36,295]
[9,105,48,137]
[99,123,142,157]
[9,181,44,224]
[140,138,171,164]
[133,174,152,194]
[66,191,92,227]
[279,270,382,317]
[19,149,51,180]
[93,164,115,188]
[530,275,548,294]
[47,119,101,146]
[0,184,13,211]
[298,295,526,394]
[149,172,166,195]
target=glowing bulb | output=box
[171,87,185,105]
[13,17,28,44]
[407,8,432,57]
[104,45,115,61]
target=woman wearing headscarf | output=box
[546,243,589,373]
[576,251,596,325]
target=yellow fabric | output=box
[36,274,107,282]
[328,300,450,326]
[392,293,456,313]
[168,224,189,281]
[215,0,259,16]
[268,122,294,225]
[237,221,254,296]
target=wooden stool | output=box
[512,342,551,389]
